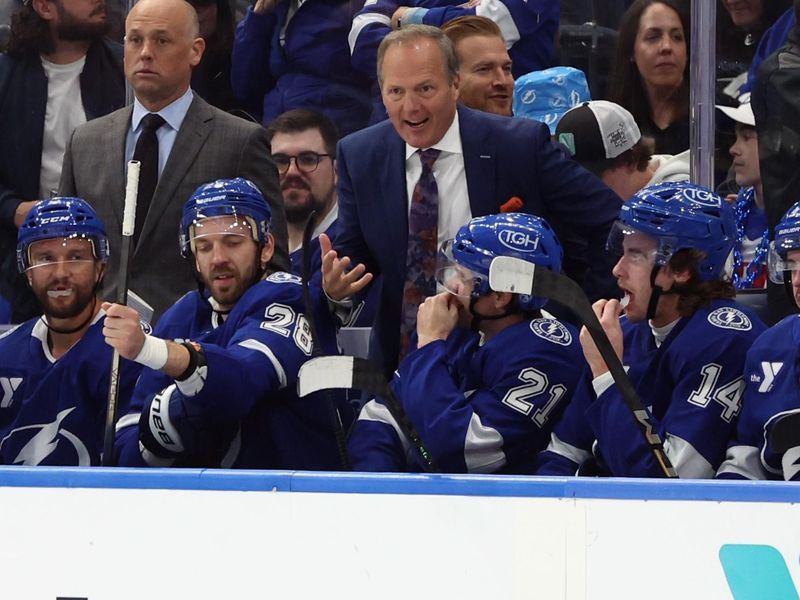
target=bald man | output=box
[60,0,287,323]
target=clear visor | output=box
[188,215,256,253]
[606,221,668,267]
[767,241,800,284]
[435,239,483,298]
[24,236,98,272]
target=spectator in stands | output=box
[440,16,513,117]
[609,0,690,155]
[717,0,791,97]
[230,0,371,137]
[322,25,621,376]
[751,0,800,323]
[109,178,350,469]
[188,0,239,112]
[0,197,141,466]
[554,100,690,200]
[717,98,768,290]
[717,200,800,480]
[348,213,585,474]
[59,0,287,323]
[350,0,559,123]
[0,0,124,324]
[536,181,766,478]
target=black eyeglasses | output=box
[272,152,331,175]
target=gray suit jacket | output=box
[59,94,288,322]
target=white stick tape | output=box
[122,160,140,237]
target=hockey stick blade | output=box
[298,356,439,472]
[489,256,677,478]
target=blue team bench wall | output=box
[0,466,798,503]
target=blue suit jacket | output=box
[335,105,621,374]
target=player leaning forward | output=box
[105,178,350,468]
[717,201,800,481]
[537,181,766,478]
[348,213,585,473]
[0,198,141,466]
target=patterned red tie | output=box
[399,148,440,360]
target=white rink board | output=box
[0,468,798,600]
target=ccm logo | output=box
[39,215,72,224]
[498,229,539,252]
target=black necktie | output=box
[132,113,166,245]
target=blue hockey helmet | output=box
[437,212,562,311]
[17,197,109,273]
[768,200,800,284]
[608,181,736,281]
[179,178,271,258]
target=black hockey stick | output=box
[298,355,440,472]
[488,256,678,478]
[301,211,351,470]
[102,160,140,466]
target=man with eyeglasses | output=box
[266,109,338,276]
[536,181,766,478]
[0,197,141,466]
[266,108,377,327]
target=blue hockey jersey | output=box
[536,300,766,478]
[717,315,800,481]
[349,317,584,473]
[0,313,141,466]
[115,272,352,470]
[350,0,559,122]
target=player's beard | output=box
[203,252,262,309]
[34,278,98,320]
[56,1,110,42]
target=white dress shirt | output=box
[404,111,472,246]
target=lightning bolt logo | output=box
[3,407,76,465]
[708,307,752,331]
[530,318,573,346]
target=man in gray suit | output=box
[60,0,287,322]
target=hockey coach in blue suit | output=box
[322,25,622,376]
[105,178,351,469]
[0,197,141,466]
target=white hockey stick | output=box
[102,160,139,466]
[489,256,677,478]
[298,356,439,472]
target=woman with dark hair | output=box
[609,0,690,156]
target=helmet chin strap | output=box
[646,264,682,321]
[468,295,513,332]
[42,295,97,335]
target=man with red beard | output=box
[0,197,141,466]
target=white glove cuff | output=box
[134,335,169,370]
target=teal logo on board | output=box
[719,545,799,599]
